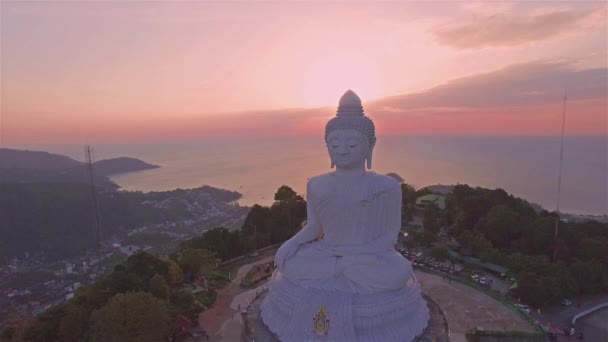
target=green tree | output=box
[516,271,564,307]
[102,270,144,295]
[167,260,184,287]
[123,252,170,286]
[479,247,507,265]
[0,326,17,341]
[182,227,244,261]
[179,248,220,277]
[423,204,440,234]
[400,183,417,222]
[149,274,170,300]
[22,304,67,342]
[570,260,605,294]
[457,230,492,257]
[269,194,306,243]
[419,230,437,247]
[475,205,520,249]
[57,303,88,342]
[89,292,170,342]
[274,185,302,202]
[429,246,449,261]
[580,238,608,263]
[241,205,273,249]
[521,216,554,256]
[169,289,200,316]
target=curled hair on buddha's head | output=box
[325,90,376,169]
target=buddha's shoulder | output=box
[306,172,334,188]
[367,172,401,192]
[307,172,400,190]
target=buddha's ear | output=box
[366,141,376,169]
[330,160,335,168]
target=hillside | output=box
[0,150,244,260]
[0,149,160,188]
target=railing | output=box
[240,287,269,342]
[572,302,608,324]
[465,328,546,342]
[422,293,451,341]
[220,242,282,267]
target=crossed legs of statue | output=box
[282,242,414,293]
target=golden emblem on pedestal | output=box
[312,305,330,336]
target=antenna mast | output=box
[85,145,103,277]
[552,90,567,261]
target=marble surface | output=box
[244,292,448,342]
[263,90,430,341]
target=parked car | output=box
[561,299,573,306]
[514,304,531,314]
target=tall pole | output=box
[85,146,103,277]
[253,224,257,251]
[552,90,567,262]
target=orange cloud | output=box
[433,4,606,49]
[375,99,606,136]
[2,61,605,146]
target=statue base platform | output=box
[243,272,447,341]
[242,291,448,342]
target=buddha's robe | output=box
[282,172,413,294]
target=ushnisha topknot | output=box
[325,90,376,145]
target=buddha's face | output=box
[326,129,369,169]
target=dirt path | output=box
[198,256,274,341]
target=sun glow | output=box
[300,54,383,107]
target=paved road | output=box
[526,293,608,341]
[201,256,273,342]
[416,271,535,342]
[528,293,608,326]
[574,307,608,341]
[195,247,277,342]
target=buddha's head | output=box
[325,90,376,170]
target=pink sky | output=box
[1,1,606,145]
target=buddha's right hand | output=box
[275,240,298,272]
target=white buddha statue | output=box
[261,90,429,341]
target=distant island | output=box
[91,156,160,176]
[0,148,160,189]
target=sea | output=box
[42,136,607,216]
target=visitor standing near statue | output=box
[261,90,429,341]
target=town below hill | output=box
[0,149,250,330]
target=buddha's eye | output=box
[349,145,357,148]
[332,145,338,148]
